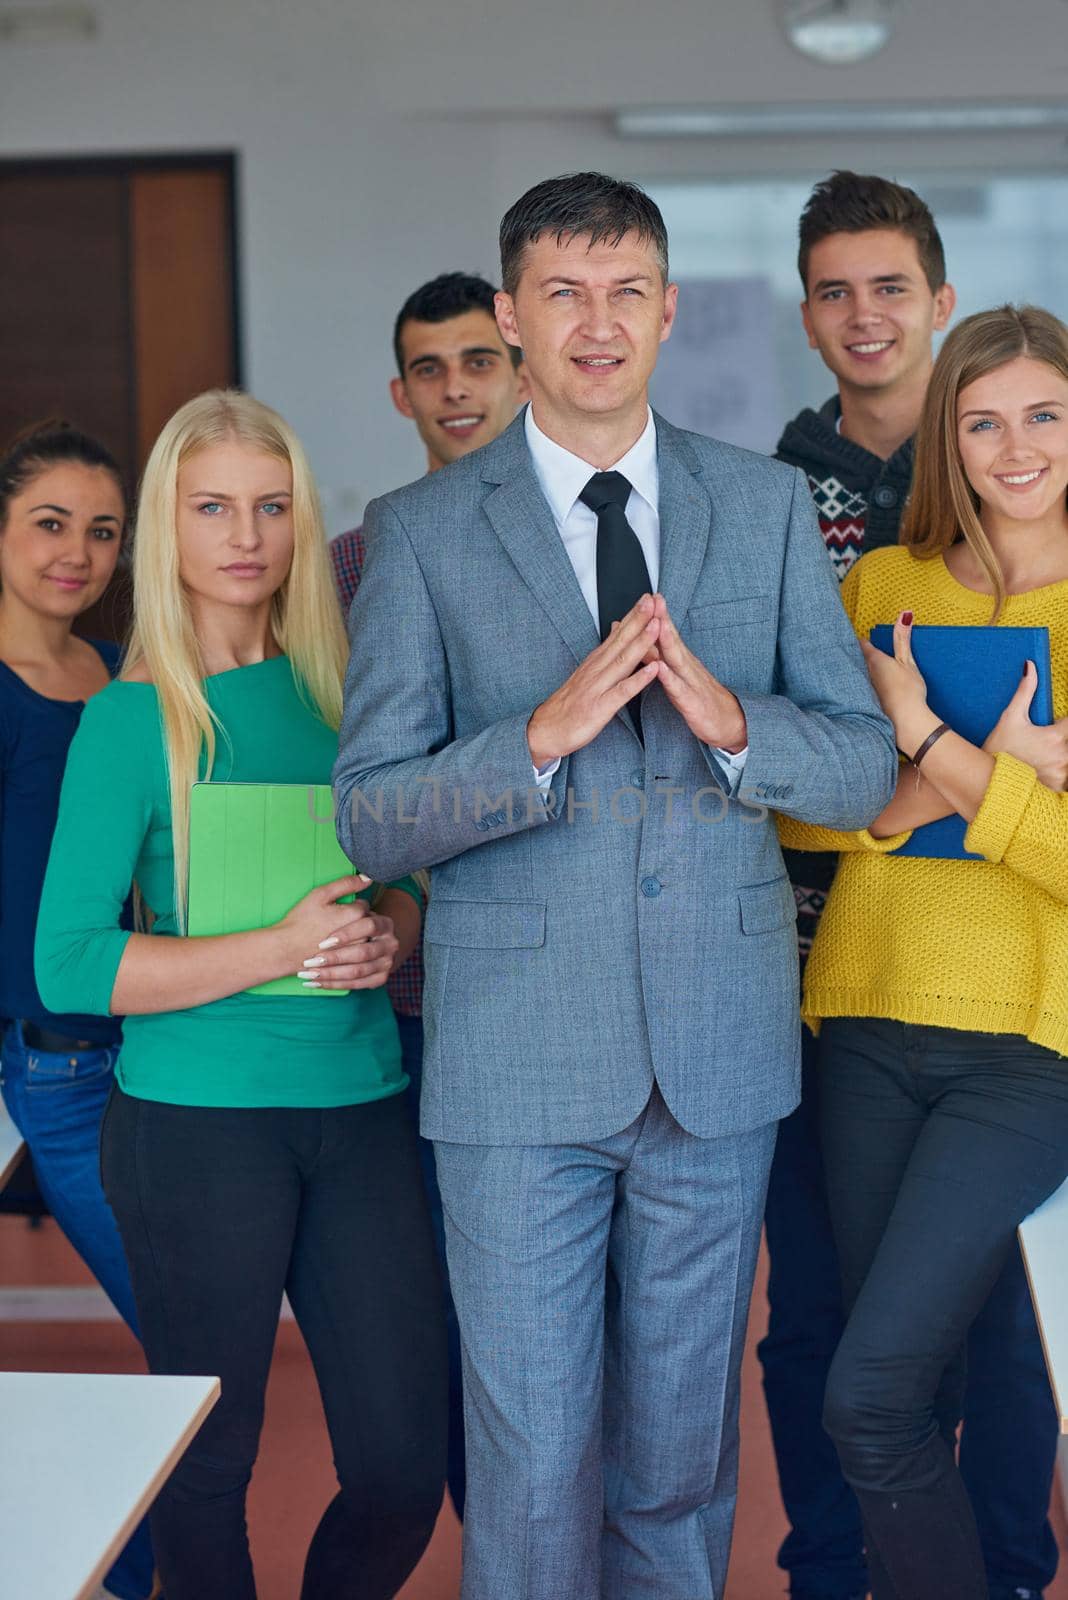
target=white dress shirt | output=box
[523,404,748,789]
[525,402,661,628]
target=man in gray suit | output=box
[333,172,896,1600]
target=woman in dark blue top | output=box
[0,421,154,1600]
[2,639,121,1043]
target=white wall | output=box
[2,0,1068,520]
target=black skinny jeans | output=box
[101,1086,447,1600]
[818,1017,1068,1600]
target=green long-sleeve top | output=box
[35,655,419,1108]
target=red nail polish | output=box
[901,611,914,626]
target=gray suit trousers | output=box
[436,1087,778,1600]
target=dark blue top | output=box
[0,640,123,1043]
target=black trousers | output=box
[818,1017,1068,1600]
[101,1085,447,1600]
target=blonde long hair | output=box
[901,304,1068,619]
[126,389,348,929]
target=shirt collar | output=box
[524,404,658,524]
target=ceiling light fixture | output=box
[615,103,1068,139]
[779,0,901,65]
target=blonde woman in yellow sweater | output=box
[780,305,1068,1600]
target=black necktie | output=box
[579,471,652,643]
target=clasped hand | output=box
[526,594,747,766]
[857,612,933,758]
[275,875,399,990]
[859,612,1068,791]
[985,661,1068,791]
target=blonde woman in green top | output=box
[35,391,446,1600]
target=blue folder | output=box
[868,624,1054,860]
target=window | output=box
[647,175,1068,453]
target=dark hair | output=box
[0,419,125,531]
[798,171,946,294]
[392,272,522,375]
[499,171,669,297]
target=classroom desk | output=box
[0,1102,25,1190]
[0,1370,220,1599]
[1020,1176,1068,1434]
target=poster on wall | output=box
[650,277,782,455]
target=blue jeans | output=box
[396,1011,466,1518]
[760,1024,1060,1600]
[0,1021,155,1600]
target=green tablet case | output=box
[187,781,357,997]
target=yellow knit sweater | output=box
[780,545,1068,1057]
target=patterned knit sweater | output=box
[776,394,914,579]
[778,545,1068,1057]
[776,396,915,956]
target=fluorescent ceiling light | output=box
[616,103,1068,138]
[0,4,95,39]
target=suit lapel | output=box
[654,415,712,628]
[480,418,600,668]
[481,413,715,653]
[479,415,642,745]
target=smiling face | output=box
[956,355,1068,530]
[801,227,954,398]
[0,462,124,621]
[390,308,528,471]
[494,229,677,438]
[175,440,295,614]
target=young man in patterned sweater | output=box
[764,172,1059,1600]
[332,272,527,1521]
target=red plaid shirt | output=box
[332,526,424,1017]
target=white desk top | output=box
[0,1103,25,1189]
[0,1370,220,1599]
[1020,1177,1068,1434]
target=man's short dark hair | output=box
[798,171,946,295]
[392,272,522,375]
[499,172,669,297]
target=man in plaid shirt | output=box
[332,271,526,1519]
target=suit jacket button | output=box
[630,770,645,788]
[640,876,662,898]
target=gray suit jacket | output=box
[333,412,896,1145]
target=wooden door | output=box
[0,156,240,640]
